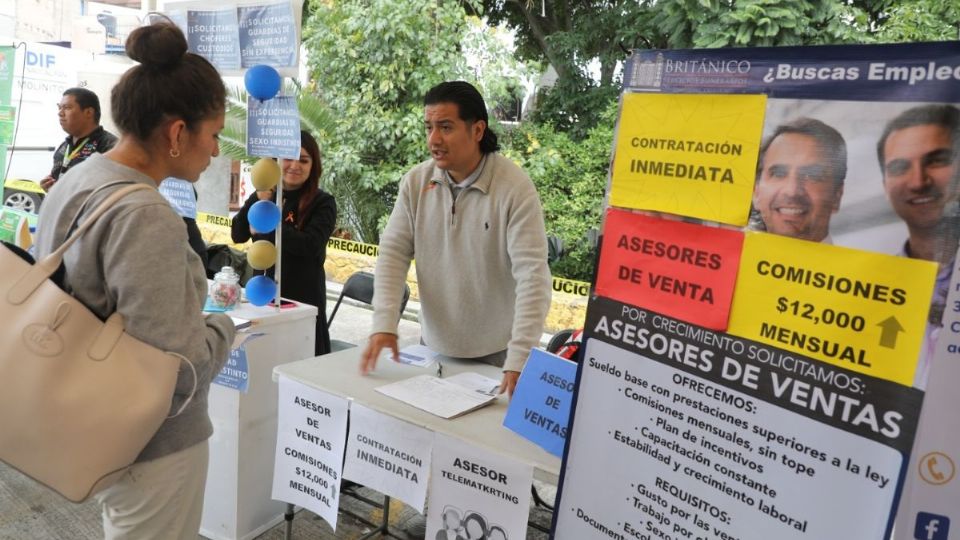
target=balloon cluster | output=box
[243,64,283,306]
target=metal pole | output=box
[275,175,283,312]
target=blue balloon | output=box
[244,64,281,101]
[245,275,277,306]
[248,200,281,233]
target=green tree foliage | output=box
[499,102,618,280]
[474,0,654,138]
[302,0,530,242]
[302,0,469,242]
[875,0,960,42]
[651,0,872,49]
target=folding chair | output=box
[326,271,410,352]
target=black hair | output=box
[424,81,499,153]
[876,104,960,170]
[62,87,102,123]
[111,20,225,142]
[293,130,323,230]
[758,117,847,190]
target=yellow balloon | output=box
[251,158,281,191]
[247,240,277,270]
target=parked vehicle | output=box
[2,179,44,214]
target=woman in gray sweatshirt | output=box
[34,20,234,539]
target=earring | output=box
[169,148,181,158]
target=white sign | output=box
[271,375,348,531]
[342,403,433,513]
[555,337,904,540]
[427,433,533,540]
[895,253,960,540]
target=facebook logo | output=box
[915,512,950,540]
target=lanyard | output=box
[63,137,89,167]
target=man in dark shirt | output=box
[39,87,118,191]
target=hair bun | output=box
[125,22,188,69]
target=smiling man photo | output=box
[750,117,847,243]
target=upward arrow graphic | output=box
[877,316,905,349]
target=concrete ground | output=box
[0,284,558,539]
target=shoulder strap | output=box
[7,183,153,305]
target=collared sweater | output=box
[372,153,552,372]
[34,153,235,463]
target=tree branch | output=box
[507,0,570,80]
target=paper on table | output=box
[375,374,497,419]
[395,344,438,367]
[444,372,501,396]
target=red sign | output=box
[595,209,744,330]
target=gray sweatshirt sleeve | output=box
[371,176,416,335]
[504,183,553,372]
[100,204,235,397]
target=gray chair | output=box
[326,271,410,352]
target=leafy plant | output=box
[499,101,618,281]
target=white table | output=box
[201,301,318,540]
[274,347,562,483]
[272,347,562,538]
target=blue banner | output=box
[503,349,577,457]
[247,95,300,159]
[238,2,298,68]
[214,347,249,393]
[185,8,241,71]
[158,178,198,219]
[625,41,960,102]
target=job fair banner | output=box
[165,0,302,76]
[552,41,960,540]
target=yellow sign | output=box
[727,232,937,385]
[609,93,766,226]
[327,237,379,257]
[197,211,232,228]
[552,277,590,297]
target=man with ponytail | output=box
[361,81,552,398]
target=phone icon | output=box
[927,457,945,482]
[919,452,955,485]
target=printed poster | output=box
[272,375,348,530]
[247,95,300,159]
[342,403,433,513]
[502,348,577,457]
[609,93,766,225]
[594,208,744,330]
[553,298,922,539]
[554,41,960,540]
[428,433,533,540]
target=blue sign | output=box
[503,348,577,457]
[625,42,960,102]
[158,178,198,219]
[214,347,249,392]
[186,8,241,71]
[247,96,300,159]
[915,512,950,540]
[238,2,298,68]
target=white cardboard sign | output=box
[342,403,433,513]
[427,433,533,540]
[271,375,349,531]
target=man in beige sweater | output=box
[360,81,552,397]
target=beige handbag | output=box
[0,183,193,502]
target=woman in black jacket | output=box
[232,130,337,355]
